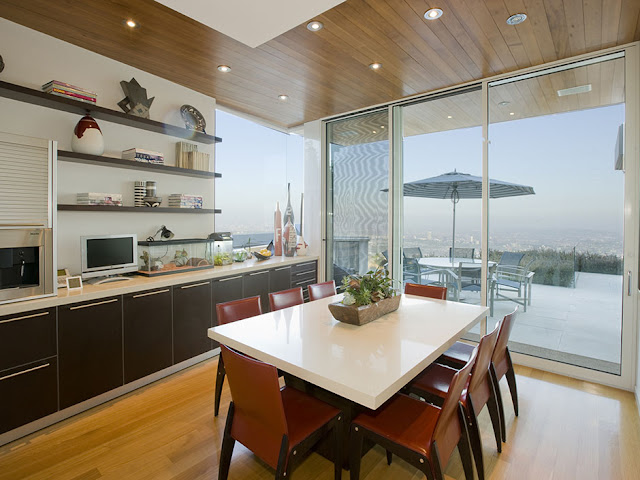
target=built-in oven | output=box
[0,228,54,304]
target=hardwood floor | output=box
[1,357,639,480]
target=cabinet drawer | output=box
[291,269,317,284]
[291,261,317,274]
[0,358,58,434]
[0,308,56,371]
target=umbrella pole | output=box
[452,200,456,260]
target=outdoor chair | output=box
[349,349,477,480]
[269,287,304,311]
[218,345,342,480]
[449,247,475,260]
[403,247,423,259]
[214,296,263,416]
[490,252,534,313]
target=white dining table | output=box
[208,294,488,410]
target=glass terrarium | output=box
[138,238,215,276]
[210,232,233,266]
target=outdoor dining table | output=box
[208,293,488,467]
[418,256,496,270]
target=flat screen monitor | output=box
[80,234,138,279]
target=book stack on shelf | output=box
[77,192,123,206]
[176,141,210,171]
[122,148,164,165]
[168,194,203,209]
[42,80,96,104]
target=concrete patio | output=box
[461,272,622,374]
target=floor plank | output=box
[1,359,639,479]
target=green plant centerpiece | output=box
[329,267,400,326]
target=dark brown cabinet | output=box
[291,261,318,302]
[211,275,243,347]
[269,266,292,296]
[123,287,173,383]
[0,307,58,434]
[243,269,270,312]
[173,280,212,364]
[0,358,58,434]
[58,297,123,409]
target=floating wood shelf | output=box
[58,205,221,214]
[0,80,222,144]
[57,150,221,179]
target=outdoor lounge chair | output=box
[490,252,534,313]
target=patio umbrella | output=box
[386,170,535,258]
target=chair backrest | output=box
[492,308,518,367]
[220,345,288,469]
[468,323,500,398]
[499,252,525,266]
[308,280,337,302]
[404,283,447,300]
[449,247,475,259]
[216,296,262,325]
[269,287,304,311]
[403,247,423,259]
[432,347,477,464]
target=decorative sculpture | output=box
[118,78,154,118]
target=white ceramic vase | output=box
[71,114,104,155]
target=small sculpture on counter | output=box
[118,78,154,118]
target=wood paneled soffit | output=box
[0,0,638,129]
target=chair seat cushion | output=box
[439,341,474,366]
[353,394,439,457]
[497,278,520,289]
[410,363,457,399]
[281,386,340,449]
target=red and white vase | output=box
[71,114,104,155]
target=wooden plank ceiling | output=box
[0,0,638,130]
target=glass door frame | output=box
[322,42,640,390]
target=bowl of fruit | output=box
[253,241,274,261]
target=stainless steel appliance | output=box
[0,228,54,304]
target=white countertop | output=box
[208,294,488,410]
[0,255,318,316]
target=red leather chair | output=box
[214,296,262,416]
[219,345,342,480]
[349,349,477,480]
[409,324,501,480]
[269,287,304,311]
[439,308,518,443]
[404,283,447,299]
[308,280,337,301]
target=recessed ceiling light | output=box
[217,65,231,72]
[557,84,592,96]
[498,101,510,106]
[369,62,382,70]
[509,112,515,116]
[278,94,289,101]
[424,8,443,20]
[307,21,324,31]
[124,19,139,28]
[447,115,452,119]
[380,125,385,129]
[506,13,527,25]
[372,130,377,134]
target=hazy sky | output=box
[403,103,625,237]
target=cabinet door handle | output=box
[0,311,49,325]
[69,298,118,310]
[249,271,268,276]
[133,289,170,299]
[180,281,209,289]
[0,363,50,382]
[295,271,316,276]
[219,276,242,282]
[296,262,315,268]
[274,267,290,271]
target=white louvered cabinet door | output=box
[0,132,54,228]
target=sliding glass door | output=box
[325,110,389,285]
[488,53,627,374]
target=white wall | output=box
[0,19,217,274]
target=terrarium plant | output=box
[341,267,395,307]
